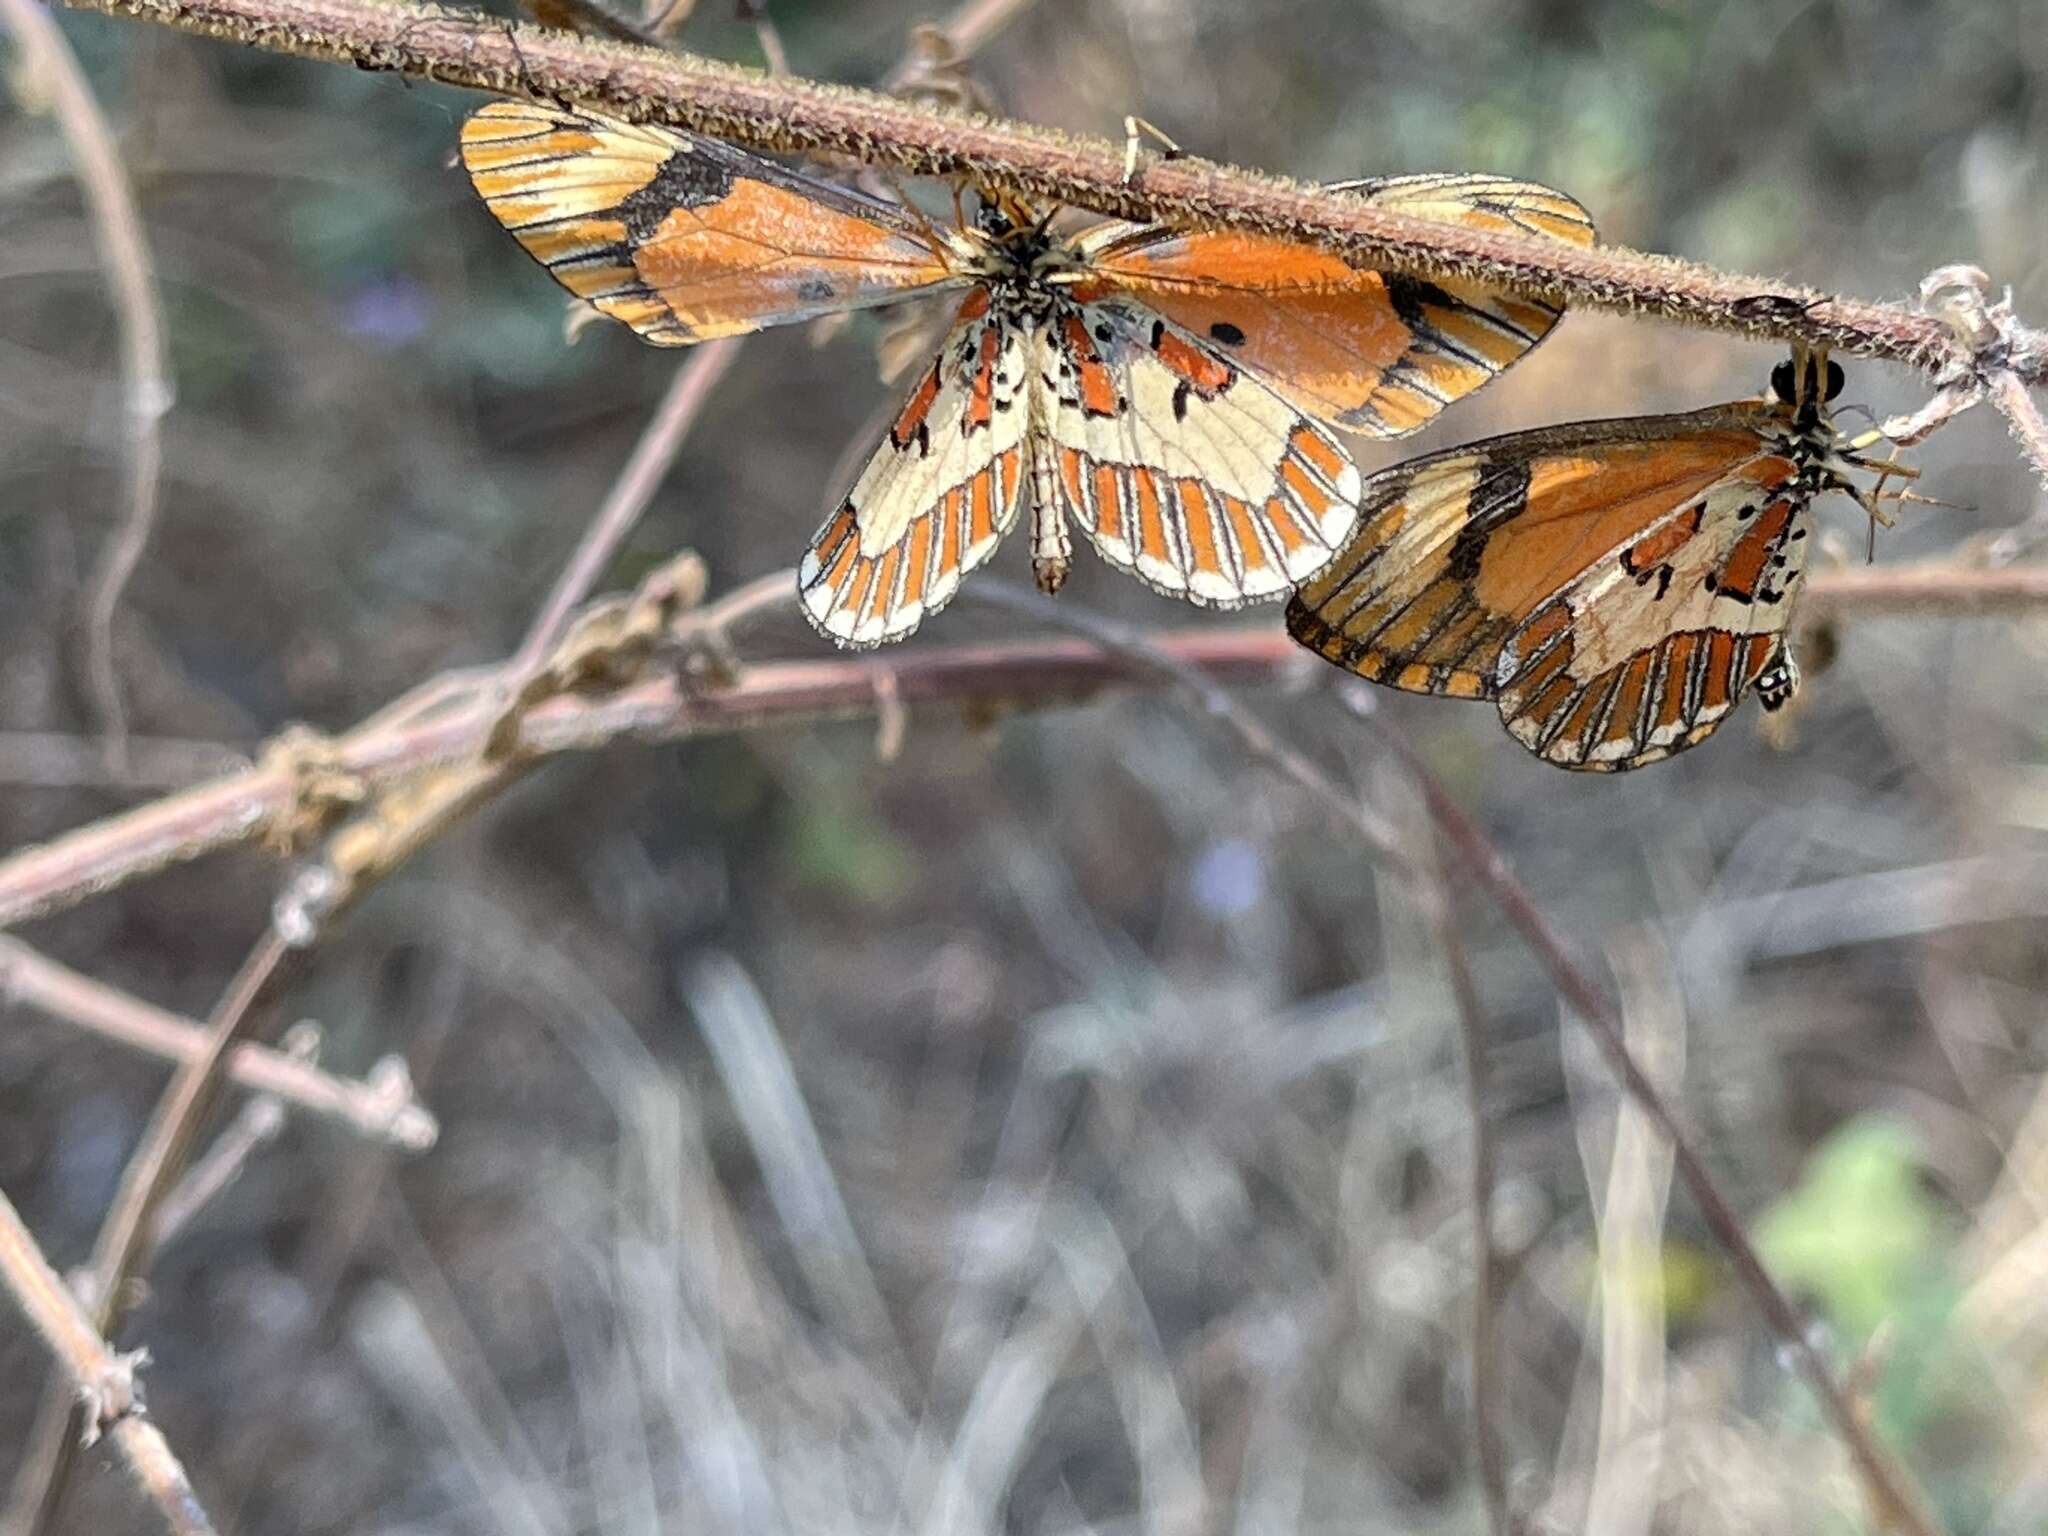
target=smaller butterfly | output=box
[1286,348,1908,771]
[459,101,1596,647]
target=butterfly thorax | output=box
[952,200,1100,323]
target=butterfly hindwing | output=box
[460,101,971,345]
[1035,297,1362,605]
[1493,451,1812,769]
[798,291,1031,646]
[1071,174,1595,439]
[1287,402,1817,770]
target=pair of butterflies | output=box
[460,100,1884,771]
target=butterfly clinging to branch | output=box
[459,101,1596,647]
[1287,347,1913,771]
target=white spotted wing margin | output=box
[798,296,1031,647]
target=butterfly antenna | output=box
[880,172,955,262]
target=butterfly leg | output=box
[1121,115,1184,186]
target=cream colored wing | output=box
[798,291,1031,646]
[1032,296,1361,606]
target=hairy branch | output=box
[53,0,2048,388]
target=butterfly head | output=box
[970,190,1059,255]
[1769,347,1933,550]
[1770,346,1845,428]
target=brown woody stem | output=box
[53,0,2048,386]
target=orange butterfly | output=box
[460,101,1595,647]
[1287,350,1901,771]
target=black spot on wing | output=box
[618,148,736,241]
[1440,459,1530,582]
[1445,525,1489,581]
[1464,458,1533,533]
[1382,274,1461,331]
[796,278,835,303]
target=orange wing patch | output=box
[1073,174,1596,439]
[460,101,972,345]
[1287,389,1843,771]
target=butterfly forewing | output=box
[1036,297,1362,605]
[1337,173,1597,247]
[1287,400,1822,770]
[461,102,971,345]
[1071,175,1595,439]
[798,291,1031,646]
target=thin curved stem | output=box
[2,0,173,769]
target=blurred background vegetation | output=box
[3,0,2047,1530]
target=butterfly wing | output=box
[460,102,973,344]
[1286,402,1816,770]
[1034,296,1362,605]
[798,291,1030,646]
[1071,175,1595,438]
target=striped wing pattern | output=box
[797,293,1031,646]
[460,101,968,345]
[1287,403,1818,770]
[1492,469,1810,769]
[1036,298,1362,604]
[460,103,1609,650]
[1072,173,1596,439]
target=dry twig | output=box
[1,0,172,769]
[495,336,740,740]
[0,555,2039,934]
[0,11,2030,1510]
[954,582,1950,1534]
[966,582,1944,1536]
[0,935,436,1147]
[0,1186,216,1536]
[1389,737,1945,1536]
[7,930,297,1535]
